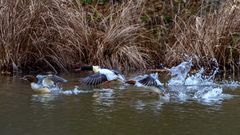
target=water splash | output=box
[167,85,190,102]
[185,68,205,85]
[166,60,234,105]
[168,59,219,86]
[62,86,92,95]
[193,87,222,101]
[220,80,240,89]
[185,67,216,86]
[30,59,237,107]
[168,60,193,85]
[193,87,233,105]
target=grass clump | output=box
[0,0,153,74]
[1,0,240,74]
[163,0,240,72]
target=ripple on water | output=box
[1,71,240,135]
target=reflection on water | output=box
[93,88,115,107]
[31,94,59,106]
[1,74,240,135]
[133,99,165,112]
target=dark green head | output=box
[75,66,100,73]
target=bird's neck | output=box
[28,76,37,83]
[80,66,93,71]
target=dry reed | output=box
[1,0,240,74]
[0,0,153,74]
[164,0,240,72]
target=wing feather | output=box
[47,75,67,83]
[80,73,108,85]
[139,75,158,87]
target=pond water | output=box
[1,71,240,135]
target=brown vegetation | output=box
[0,0,153,74]
[0,0,240,74]
[165,0,240,72]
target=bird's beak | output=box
[75,68,82,72]
[20,77,27,81]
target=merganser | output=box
[76,66,125,86]
[126,73,165,94]
[21,74,67,93]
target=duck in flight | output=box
[125,73,165,95]
[76,66,125,86]
[21,74,67,93]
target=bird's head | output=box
[75,65,101,73]
[21,75,37,83]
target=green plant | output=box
[82,0,93,4]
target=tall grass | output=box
[1,0,240,74]
[0,0,152,73]
[164,0,240,72]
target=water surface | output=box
[1,74,240,135]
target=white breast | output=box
[30,82,50,93]
[31,82,42,90]
[99,69,117,81]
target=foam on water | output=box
[62,86,92,95]
[193,87,222,101]
[62,89,90,95]
[194,87,233,105]
[185,68,215,86]
[220,80,240,89]
[166,60,234,105]
[177,92,189,102]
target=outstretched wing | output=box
[46,75,68,83]
[80,73,108,85]
[36,75,46,84]
[138,75,158,87]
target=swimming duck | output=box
[76,66,125,86]
[126,73,165,94]
[21,74,67,93]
